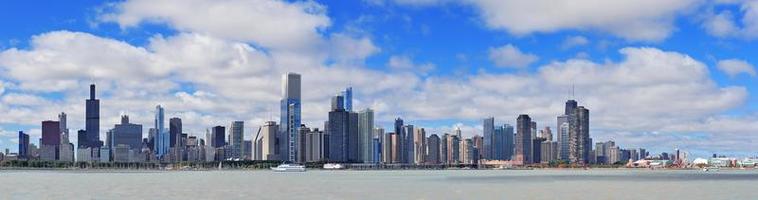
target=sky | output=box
[0,0,756,158]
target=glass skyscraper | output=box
[85,84,100,148]
[280,73,301,163]
[482,117,494,160]
[154,105,168,158]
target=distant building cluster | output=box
[1,72,752,168]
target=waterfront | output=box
[2,169,757,199]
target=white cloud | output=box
[488,44,538,68]
[561,36,589,49]
[702,1,758,39]
[329,33,380,64]
[717,59,757,77]
[387,55,435,74]
[99,0,331,51]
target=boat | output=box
[702,167,720,172]
[271,163,306,172]
[323,163,345,170]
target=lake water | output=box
[1,169,757,199]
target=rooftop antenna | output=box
[571,84,576,99]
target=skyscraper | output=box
[256,121,279,160]
[229,121,244,159]
[343,87,352,112]
[557,115,569,161]
[169,117,182,148]
[482,117,494,160]
[569,106,590,164]
[154,105,168,158]
[403,125,415,164]
[212,126,226,148]
[113,115,142,150]
[280,72,301,163]
[41,120,61,161]
[394,118,403,162]
[413,127,426,164]
[85,84,100,148]
[18,131,29,159]
[426,134,440,164]
[358,108,374,163]
[326,99,360,163]
[503,124,514,160]
[516,114,532,164]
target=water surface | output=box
[1,169,756,199]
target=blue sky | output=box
[0,0,756,158]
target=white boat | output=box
[702,167,720,172]
[323,163,345,170]
[271,163,306,172]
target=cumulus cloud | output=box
[702,0,758,39]
[99,0,331,51]
[468,0,699,41]
[717,59,757,77]
[561,36,589,49]
[387,55,435,74]
[488,44,538,68]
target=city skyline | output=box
[0,1,757,159]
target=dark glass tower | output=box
[516,114,532,164]
[85,84,100,148]
[565,100,577,115]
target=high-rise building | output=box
[426,134,440,164]
[413,128,426,165]
[304,127,325,162]
[113,115,143,152]
[41,120,61,161]
[533,137,546,163]
[18,131,29,159]
[394,118,404,162]
[229,121,244,159]
[557,115,570,161]
[516,115,532,164]
[280,72,301,163]
[565,100,578,115]
[326,101,359,163]
[541,141,558,163]
[390,133,400,163]
[342,87,353,112]
[169,117,182,148]
[446,134,460,164]
[569,106,590,164]
[402,125,415,164]
[374,128,384,163]
[358,108,374,163]
[212,126,225,148]
[85,84,100,149]
[382,131,393,163]
[58,112,69,143]
[256,121,279,160]
[530,121,537,142]
[154,105,168,158]
[482,117,494,160]
[540,127,552,141]
[502,124,514,160]
[440,133,448,164]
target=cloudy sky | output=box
[0,0,756,158]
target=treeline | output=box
[0,160,302,170]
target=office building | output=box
[229,121,244,159]
[482,117,494,160]
[358,108,374,163]
[515,115,532,164]
[41,120,60,161]
[85,84,100,149]
[155,105,168,158]
[280,72,302,163]
[326,99,360,163]
[18,131,29,159]
[569,106,590,164]
[113,115,143,153]
[426,134,440,164]
[255,121,279,160]
[304,127,325,162]
[413,127,426,164]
